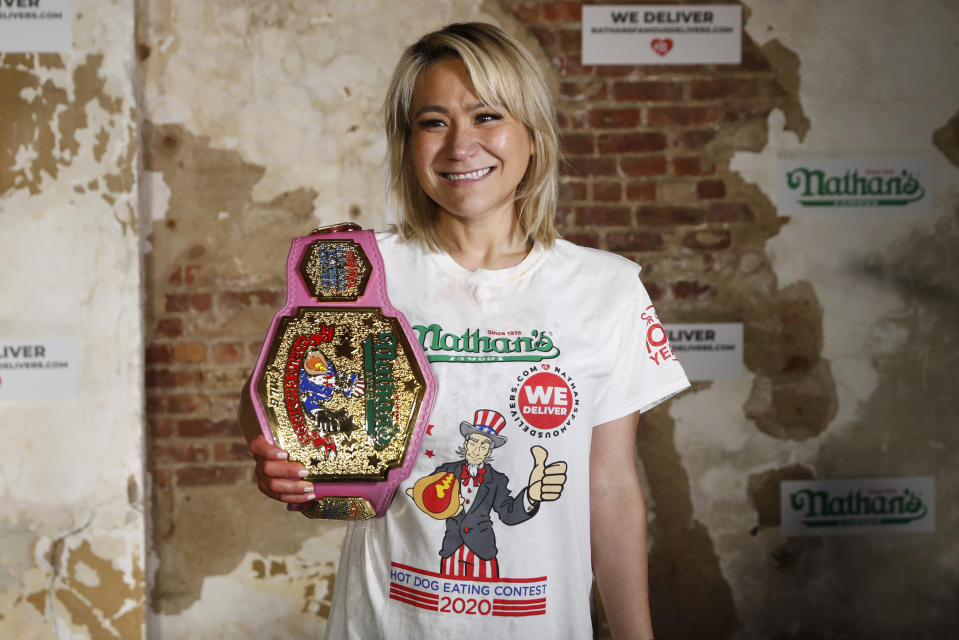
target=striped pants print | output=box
[440,545,499,579]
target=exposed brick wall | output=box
[506,0,789,311]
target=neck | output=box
[435,209,531,271]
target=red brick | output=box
[174,342,206,364]
[697,180,726,199]
[215,442,252,462]
[707,202,754,223]
[563,232,600,249]
[683,230,732,251]
[146,343,173,365]
[620,156,667,177]
[529,26,557,50]
[558,28,582,50]
[213,342,243,364]
[676,129,717,149]
[592,181,622,202]
[154,316,184,338]
[152,467,172,488]
[691,78,759,100]
[511,1,541,22]
[595,65,634,78]
[563,156,618,177]
[147,393,206,414]
[559,180,588,201]
[613,81,682,102]
[636,206,703,226]
[643,281,666,302]
[588,108,640,129]
[597,132,666,154]
[722,103,771,123]
[559,80,606,102]
[607,231,663,252]
[560,132,595,154]
[673,156,713,176]
[554,205,573,226]
[556,53,592,77]
[217,290,283,311]
[648,106,716,127]
[542,1,582,22]
[175,465,249,487]
[625,180,656,201]
[148,417,174,439]
[556,108,587,129]
[167,266,182,286]
[179,418,240,438]
[154,443,211,464]
[146,368,204,389]
[575,206,631,226]
[672,280,715,300]
[165,292,212,313]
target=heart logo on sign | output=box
[651,38,673,57]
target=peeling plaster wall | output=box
[0,1,145,639]
[674,1,959,637]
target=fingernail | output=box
[276,451,288,460]
[297,468,308,478]
[303,484,314,493]
[306,493,316,501]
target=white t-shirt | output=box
[324,232,690,639]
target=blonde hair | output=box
[384,22,559,249]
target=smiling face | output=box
[409,57,532,226]
[464,433,493,465]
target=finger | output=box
[406,488,414,498]
[543,461,567,475]
[530,445,548,469]
[250,434,289,461]
[260,458,309,480]
[541,474,566,486]
[539,488,563,501]
[256,477,316,504]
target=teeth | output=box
[444,167,492,181]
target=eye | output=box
[417,118,447,130]
[475,112,502,124]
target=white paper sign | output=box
[582,5,741,65]
[0,338,78,402]
[777,154,933,215]
[781,477,935,536]
[665,323,742,381]
[0,0,71,53]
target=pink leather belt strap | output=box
[249,223,436,519]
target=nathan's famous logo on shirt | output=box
[508,364,579,438]
[642,305,675,366]
[412,324,560,363]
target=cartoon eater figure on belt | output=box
[298,346,365,437]
[407,409,567,578]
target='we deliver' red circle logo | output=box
[517,371,573,430]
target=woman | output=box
[246,22,689,639]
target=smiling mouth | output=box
[440,167,493,182]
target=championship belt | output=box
[248,223,436,520]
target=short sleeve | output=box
[592,277,690,426]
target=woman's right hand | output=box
[249,434,317,504]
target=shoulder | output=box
[543,239,646,294]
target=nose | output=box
[446,123,478,160]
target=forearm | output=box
[591,473,653,640]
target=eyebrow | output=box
[414,102,489,118]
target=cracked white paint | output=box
[0,0,144,637]
[139,0,494,225]
[671,0,959,635]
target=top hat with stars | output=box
[459,409,508,448]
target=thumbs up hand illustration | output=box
[527,445,567,503]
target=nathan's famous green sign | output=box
[785,167,925,207]
[781,477,935,536]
